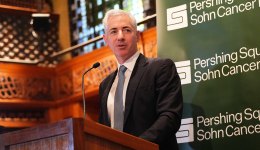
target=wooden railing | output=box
[0,27,157,131]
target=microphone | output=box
[82,62,100,119]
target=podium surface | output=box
[0,118,158,150]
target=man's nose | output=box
[117,30,124,40]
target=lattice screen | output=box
[0,10,60,66]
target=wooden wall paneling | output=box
[49,46,117,122]
[0,63,55,129]
[0,63,55,101]
[46,102,82,123]
[141,27,157,58]
[0,4,37,13]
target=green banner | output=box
[156,0,260,149]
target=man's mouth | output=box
[117,44,127,49]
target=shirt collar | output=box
[117,51,140,72]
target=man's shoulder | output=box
[146,57,175,67]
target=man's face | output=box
[103,14,139,64]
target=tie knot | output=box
[119,65,127,74]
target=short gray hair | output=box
[102,9,137,32]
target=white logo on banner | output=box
[167,4,188,31]
[176,118,194,143]
[176,60,191,85]
[167,1,258,30]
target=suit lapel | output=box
[124,54,148,124]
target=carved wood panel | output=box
[0,73,53,100]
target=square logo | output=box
[175,60,191,85]
[167,4,188,31]
[176,118,194,143]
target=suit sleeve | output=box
[139,59,183,144]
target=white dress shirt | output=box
[107,51,140,128]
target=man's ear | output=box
[103,34,108,45]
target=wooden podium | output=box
[0,118,158,150]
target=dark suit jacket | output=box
[99,54,183,150]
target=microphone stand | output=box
[82,62,100,119]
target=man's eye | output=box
[110,30,117,34]
[123,29,132,33]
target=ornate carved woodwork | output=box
[0,64,54,100]
[0,7,59,66]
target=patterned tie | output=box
[114,65,127,131]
